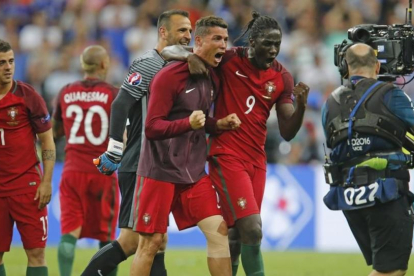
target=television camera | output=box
[334,0,414,81]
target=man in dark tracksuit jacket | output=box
[129,16,241,276]
[322,43,414,276]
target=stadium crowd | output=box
[0,0,410,163]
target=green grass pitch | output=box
[1,247,384,276]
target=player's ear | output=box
[375,60,380,75]
[100,56,110,70]
[159,26,167,40]
[249,38,255,47]
[194,35,202,47]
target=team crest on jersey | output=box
[143,213,151,225]
[6,106,19,126]
[237,197,247,210]
[263,81,276,100]
[128,72,142,86]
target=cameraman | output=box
[322,43,414,276]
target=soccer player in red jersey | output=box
[52,45,120,276]
[0,39,56,276]
[131,16,241,276]
[162,11,310,276]
[83,10,197,276]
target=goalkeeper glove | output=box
[94,138,123,175]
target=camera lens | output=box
[352,29,371,43]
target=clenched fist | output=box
[189,110,206,129]
[217,113,242,130]
[293,82,310,107]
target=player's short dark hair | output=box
[0,39,12,53]
[194,16,228,37]
[346,44,377,70]
[157,9,189,31]
[235,11,281,44]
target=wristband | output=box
[107,138,123,155]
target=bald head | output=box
[345,43,379,78]
[80,45,109,77]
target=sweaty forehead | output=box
[257,29,281,41]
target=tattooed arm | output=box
[36,129,56,209]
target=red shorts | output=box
[208,155,266,227]
[0,193,48,251]
[59,171,119,241]
[132,175,221,233]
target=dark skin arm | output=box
[276,82,309,141]
[161,45,208,76]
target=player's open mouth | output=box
[180,39,190,46]
[215,53,224,63]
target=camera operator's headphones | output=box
[338,44,353,79]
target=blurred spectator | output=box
[19,10,62,52]
[2,0,410,164]
[99,0,136,29]
[60,1,99,44]
[43,46,82,112]
[25,40,58,93]
[99,0,136,67]
[124,13,158,63]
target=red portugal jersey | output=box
[208,47,294,169]
[53,79,118,174]
[0,81,51,194]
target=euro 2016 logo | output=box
[128,72,142,86]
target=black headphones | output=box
[338,44,353,79]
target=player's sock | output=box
[240,243,264,276]
[99,241,118,276]
[26,266,48,276]
[232,259,239,276]
[0,263,5,276]
[57,234,77,276]
[150,252,167,276]
[81,241,127,276]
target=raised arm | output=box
[161,45,193,61]
[161,45,208,76]
[277,82,309,141]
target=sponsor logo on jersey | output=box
[6,106,19,126]
[128,72,142,86]
[29,182,37,186]
[237,197,247,210]
[41,114,51,124]
[143,213,151,225]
